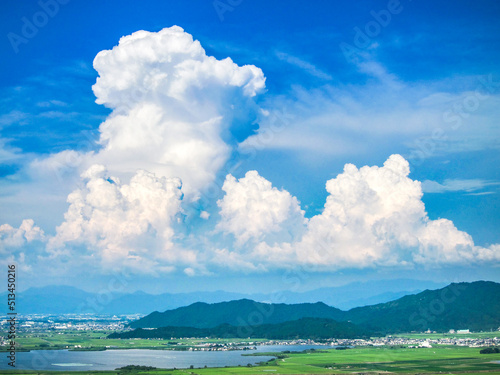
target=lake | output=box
[2,344,327,371]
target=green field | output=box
[0,345,499,374]
[4,330,174,351]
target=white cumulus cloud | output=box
[215,155,500,270]
[48,165,187,272]
[295,155,499,268]
[217,170,306,246]
[295,154,424,268]
[0,219,45,272]
[0,219,45,251]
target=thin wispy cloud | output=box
[422,179,500,194]
[275,51,333,81]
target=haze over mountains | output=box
[5,279,446,314]
[122,281,500,339]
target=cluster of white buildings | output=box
[321,335,500,348]
[251,334,499,349]
[187,344,257,351]
[0,313,137,332]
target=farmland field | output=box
[0,344,499,374]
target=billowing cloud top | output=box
[93,26,265,107]
[91,26,265,197]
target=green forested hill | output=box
[345,281,500,333]
[129,298,344,329]
[128,281,500,335]
[114,317,371,340]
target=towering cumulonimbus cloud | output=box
[90,26,265,199]
[37,26,266,272]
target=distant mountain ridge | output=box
[130,281,500,334]
[3,279,445,314]
[129,299,344,329]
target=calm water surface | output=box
[2,344,327,371]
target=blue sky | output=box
[0,0,499,294]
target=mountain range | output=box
[112,317,372,340]
[2,279,446,314]
[127,281,500,335]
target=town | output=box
[0,313,137,332]
[1,314,498,352]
